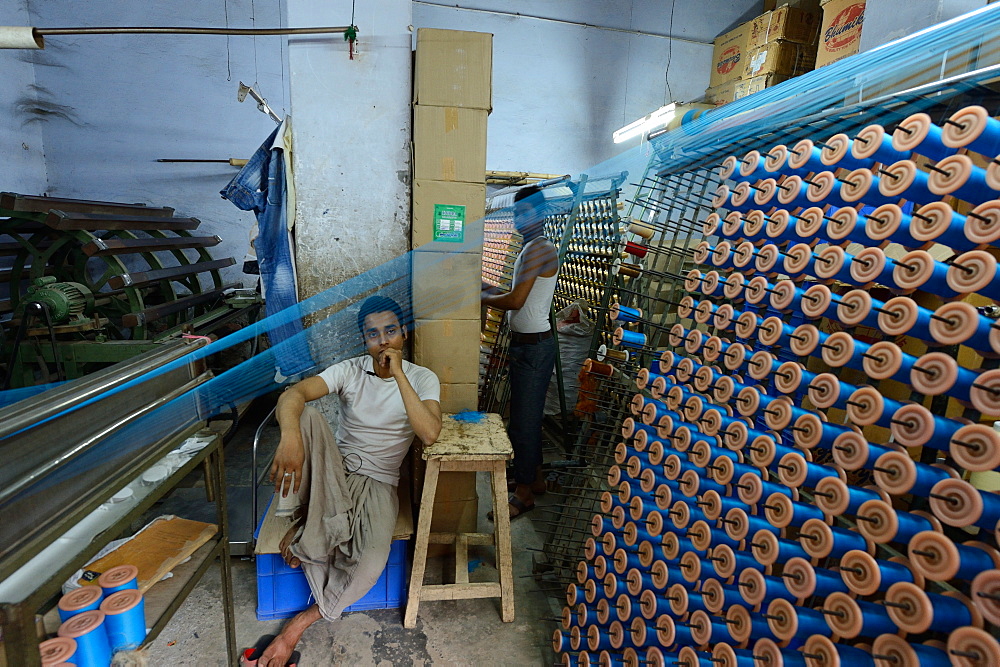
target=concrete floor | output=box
[144,471,562,666]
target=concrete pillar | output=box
[286,0,412,298]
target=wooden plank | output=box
[83,235,222,256]
[418,582,501,601]
[439,459,505,472]
[76,517,217,593]
[122,284,237,328]
[141,539,219,635]
[490,462,515,622]
[404,458,440,628]
[421,413,512,461]
[1,192,174,217]
[0,240,51,256]
[455,535,469,585]
[108,257,235,290]
[255,484,414,555]
[44,210,199,232]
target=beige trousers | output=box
[279,405,399,621]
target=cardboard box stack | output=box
[706,2,822,105]
[411,28,492,545]
[737,3,819,100]
[705,22,751,105]
[817,0,866,68]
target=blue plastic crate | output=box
[254,498,409,620]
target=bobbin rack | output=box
[542,72,1000,666]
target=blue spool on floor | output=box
[57,610,111,667]
[100,589,146,652]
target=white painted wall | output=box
[412,0,763,176]
[859,0,985,52]
[18,0,289,286]
[0,0,48,194]
[5,0,760,286]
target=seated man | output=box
[251,295,441,666]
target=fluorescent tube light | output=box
[613,103,678,144]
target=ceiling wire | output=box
[664,0,676,104]
[622,0,634,128]
[251,0,259,87]
[224,0,231,81]
[279,0,286,115]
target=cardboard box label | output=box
[717,46,743,78]
[433,204,466,243]
[823,2,865,51]
[710,23,751,88]
[412,179,485,249]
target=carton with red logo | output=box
[817,0,866,68]
[710,22,751,88]
[747,4,821,51]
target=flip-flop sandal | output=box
[487,495,535,522]
[506,479,547,496]
[240,636,301,667]
[240,635,275,666]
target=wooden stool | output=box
[403,413,514,627]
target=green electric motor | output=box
[19,276,95,325]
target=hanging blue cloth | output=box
[221,122,313,380]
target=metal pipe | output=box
[412,1,713,46]
[36,25,351,37]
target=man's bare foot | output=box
[279,520,303,569]
[257,633,295,667]
[257,605,321,667]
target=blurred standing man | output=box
[481,185,559,519]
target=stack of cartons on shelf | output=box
[411,28,492,545]
[817,0,866,67]
[736,2,819,100]
[704,22,751,105]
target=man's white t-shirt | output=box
[318,355,440,486]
